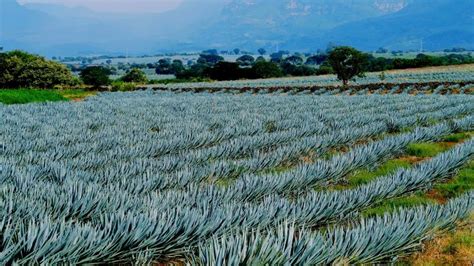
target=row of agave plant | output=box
[161,83,473,95]
[3,101,469,198]
[1,92,474,263]
[2,102,472,207]
[147,68,474,89]
[2,116,473,220]
[1,136,472,264]
[3,93,424,157]
[193,192,474,265]
[2,94,472,194]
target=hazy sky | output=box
[17,0,184,13]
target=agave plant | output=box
[1,92,473,264]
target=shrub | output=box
[251,61,283,79]
[80,66,112,88]
[0,50,75,88]
[281,63,316,76]
[111,81,137,92]
[121,68,147,83]
[205,62,245,81]
[176,64,209,80]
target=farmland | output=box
[146,64,474,92]
[1,91,473,264]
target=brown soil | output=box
[406,213,474,266]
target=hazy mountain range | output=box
[1,0,473,56]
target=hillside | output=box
[317,0,474,50]
[1,0,472,55]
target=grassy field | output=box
[0,89,96,104]
[0,89,68,104]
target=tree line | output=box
[1,48,473,89]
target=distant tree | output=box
[366,55,390,72]
[376,47,388,54]
[202,49,218,55]
[155,59,172,74]
[236,55,255,67]
[80,66,111,87]
[121,68,147,83]
[206,62,244,80]
[281,63,316,76]
[176,64,208,79]
[315,62,334,75]
[106,59,112,65]
[328,46,368,86]
[444,47,466,53]
[233,48,240,55]
[171,59,185,74]
[197,54,224,66]
[117,62,127,71]
[251,61,283,79]
[258,48,266,56]
[256,56,266,62]
[109,66,118,75]
[281,55,316,76]
[283,55,304,66]
[0,50,75,88]
[270,51,286,63]
[305,54,327,65]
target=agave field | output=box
[145,65,474,93]
[1,91,474,264]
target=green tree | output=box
[80,66,111,87]
[283,55,304,66]
[155,59,172,74]
[171,59,185,75]
[121,68,147,83]
[236,55,255,67]
[258,48,266,56]
[205,62,243,81]
[197,54,224,66]
[328,46,368,86]
[251,61,283,79]
[0,50,75,88]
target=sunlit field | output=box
[1,91,473,264]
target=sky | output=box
[17,0,184,13]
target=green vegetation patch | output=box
[58,89,97,101]
[442,231,474,255]
[434,160,474,199]
[441,132,473,143]
[405,142,450,157]
[362,193,437,217]
[345,159,412,187]
[363,160,474,218]
[0,89,68,105]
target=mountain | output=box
[1,0,472,55]
[1,0,55,49]
[316,0,474,51]
[201,0,413,50]
[1,0,228,55]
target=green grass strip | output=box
[0,89,69,104]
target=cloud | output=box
[17,0,183,13]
